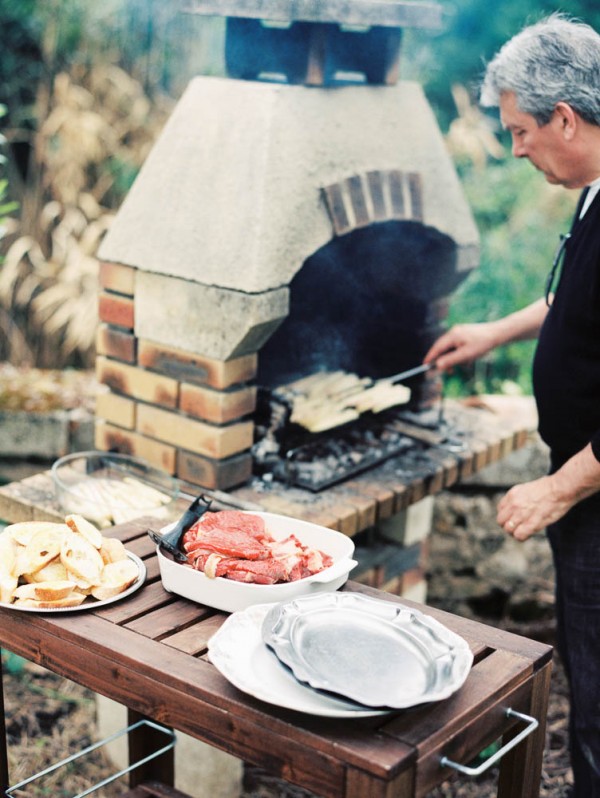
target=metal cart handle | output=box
[440,708,539,777]
[5,719,176,798]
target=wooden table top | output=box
[0,518,552,798]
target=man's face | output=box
[499,91,579,187]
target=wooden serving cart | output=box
[0,515,552,798]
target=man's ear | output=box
[554,101,577,140]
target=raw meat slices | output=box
[182,511,333,585]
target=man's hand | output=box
[424,322,501,372]
[424,299,549,372]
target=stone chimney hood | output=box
[94,0,480,492]
[98,78,477,299]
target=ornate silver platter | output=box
[207,603,391,718]
[261,592,473,708]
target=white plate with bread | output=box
[0,514,146,613]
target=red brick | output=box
[98,292,134,329]
[96,324,136,363]
[179,383,256,424]
[95,420,176,474]
[99,262,135,295]
[95,392,136,429]
[138,339,257,389]
[177,450,253,491]
[96,356,178,409]
[136,404,253,459]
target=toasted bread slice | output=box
[6,521,69,547]
[14,592,87,609]
[64,569,94,590]
[0,531,18,578]
[23,558,69,584]
[0,573,18,604]
[60,531,104,585]
[14,548,33,578]
[24,527,66,574]
[90,558,139,601]
[14,580,77,602]
[99,537,128,565]
[65,514,103,549]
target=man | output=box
[424,14,600,797]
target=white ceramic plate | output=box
[157,511,357,613]
[208,602,390,718]
[262,593,474,708]
[0,552,146,613]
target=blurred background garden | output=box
[1,0,599,399]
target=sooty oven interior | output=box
[96,0,480,494]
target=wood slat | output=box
[121,783,193,798]
[95,581,175,623]
[161,613,226,655]
[124,599,214,639]
[122,534,157,559]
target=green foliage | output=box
[0,104,19,246]
[1,649,26,675]
[443,157,578,396]
[419,0,600,130]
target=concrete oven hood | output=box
[98,76,479,362]
[94,0,481,492]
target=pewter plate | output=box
[207,603,391,718]
[262,593,473,708]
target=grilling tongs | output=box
[382,361,435,385]
[147,494,212,562]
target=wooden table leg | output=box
[0,653,9,794]
[345,765,415,798]
[126,707,175,788]
[497,661,553,798]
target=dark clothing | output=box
[548,495,600,797]
[533,186,600,795]
[532,188,600,469]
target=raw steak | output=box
[182,510,333,585]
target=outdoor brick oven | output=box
[94,0,482,501]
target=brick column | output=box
[95,262,256,491]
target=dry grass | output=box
[445,84,505,170]
[1,64,171,368]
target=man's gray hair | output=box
[480,13,600,126]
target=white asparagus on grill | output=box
[285,370,411,432]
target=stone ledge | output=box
[0,408,94,459]
[456,395,550,488]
